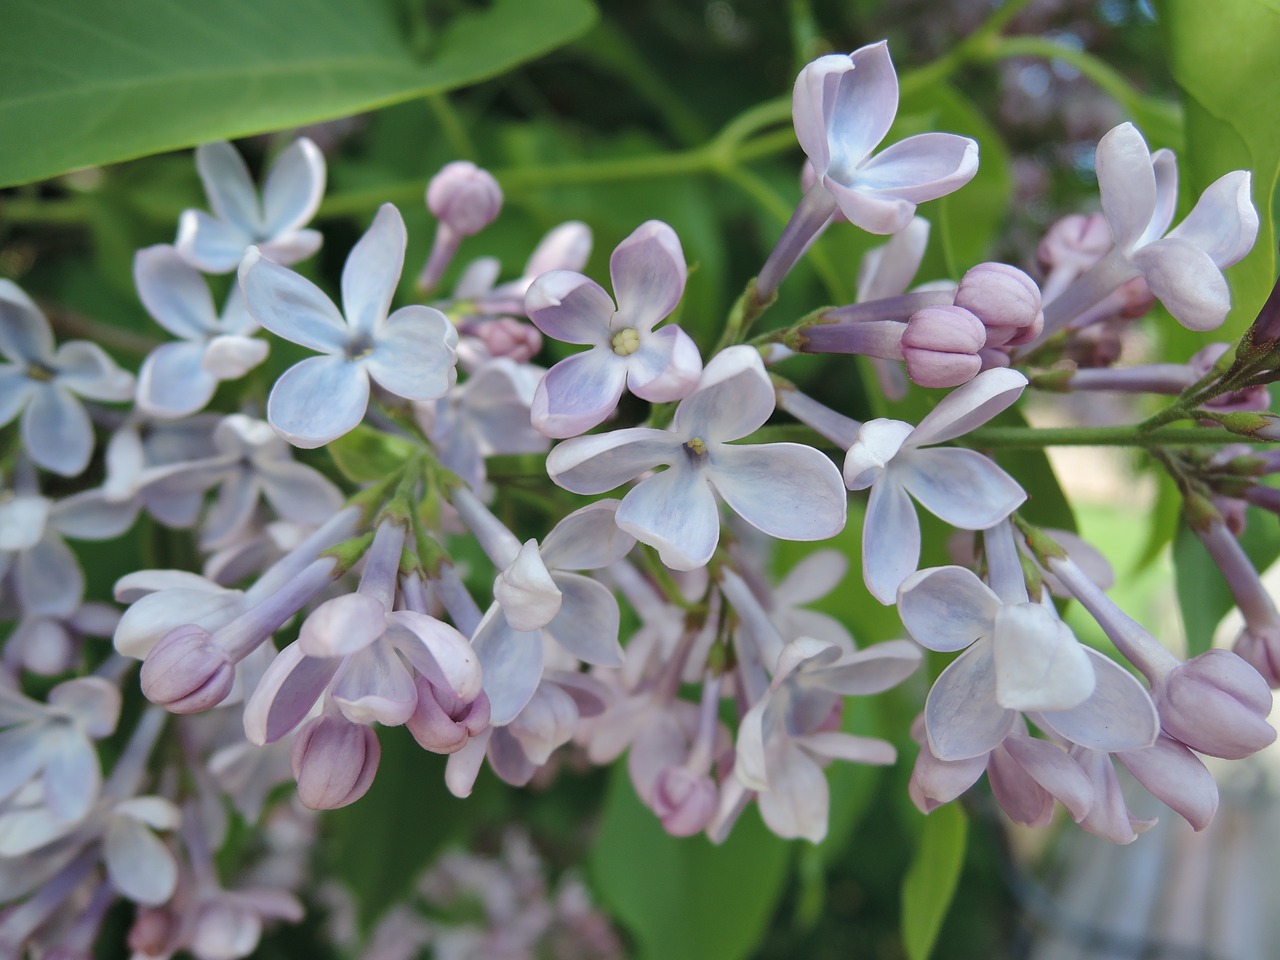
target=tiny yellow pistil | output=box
[611,327,641,356]
[686,436,708,456]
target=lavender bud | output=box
[128,907,176,957]
[1234,624,1280,687]
[954,262,1043,348]
[427,161,503,237]
[901,304,986,388]
[140,625,235,714]
[462,317,543,362]
[1037,212,1112,273]
[406,677,491,754]
[290,714,381,809]
[1156,649,1275,759]
[651,766,717,837]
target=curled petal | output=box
[243,641,339,745]
[792,54,851,172]
[897,565,1000,652]
[1167,170,1257,269]
[844,419,914,490]
[525,271,614,345]
[298,593,386,658]
[1095,122,1157,250]
[1131,237,1231,332]
[993,604,1094,712]
[710,442,847,542]
[909,367,1028,446]
[494,540,562,632]
[853,133,979,205]
[385,611,482,702]
[332,640,418,727]
[825,42,898,172]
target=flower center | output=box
[684,436,708,459]
[344,334,375,361]
[26,362,55,383]
[611,327,641,356]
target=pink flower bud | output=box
[462,317,543,363]
[1156,649,1275,759]
[1235,623,1280,687]
[901,304,986,388]
[954,262,1043,348]
[1037,212,1112,273]
[128,906,177,957]
[651,766,718,837]
[140,625,235,714]
[290,714,381,809]
[426,161,503,237]
[406,677,490,754]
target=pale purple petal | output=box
[0,728,49,804]
[843,419,913,490]
[21,385,92,476]
[48,676,120,735]
[1000,734,1092,822]
[525,271,614,345]
[897,565,1000,651]
[776,550,848,606]
[49,488,139,539]
[257,460,343,526]
[268,354,370,448]
[1131,237,1231,332]
[42,731,98,821]
[298,594,386,658]
[134,245,217,339]
[544,572,623,666]
[238,248,348,352]
[507,683,577,765]
[897,448,1025,529]
[673,345,775,443]
[857,217,930,301]
[531,348,627,439]
[0,495,48,551]
[992,603,1094,712]
[17,530,83,616]
[137,342,218,418]
[1140,147,1179,246]
[195,142,260,233]
[925,641,1016,760]
[755,741,830,843]
[797,730,896,765]
[805,639,921,695]
[609,220,686,332]
[342,204,406,338]
[494,540,562,632]
[910,741,986,811]
[0,280,54,363]
[853,133,979,204]
[176,210,251,273]
[539,500,635,571]
[709,442,847,541]
[332,640,417,726]
[1166,170,1257,269]
[384,611,481,702]
[826,42,898,172]
[113,588,242,659]
[616,465,720,571]
[1095,122,1157,250]
[861,477,920,605]
[626,325,702,403]
[0,368,34,426]
[243,641,339,745]
[203,335,268,379]
[524,221,593,278]
[259,229,323,268]
[909,367,1028,446]
[546,427,678,494]
[792,54,851,172]
[104,814,178,905]
[1117,735,1218,831]
[445,729,491,798]
[629,711,687,804]
[51,340,134,401]
[824,178,917,234]
[366,305,458,401]
[471,606,543,727]
[1035,648,1159,751]
[261,138,326,235]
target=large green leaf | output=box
[0,0,597,187]
[588,765,792,960]
[899,804,968,960]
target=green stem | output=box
[426,94,477,161]
[966,424,1270,448]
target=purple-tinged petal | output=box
[824,178,919,236]
[909,367,1028,446]
[1140,147,1179,247]
[0,727,49,804]
[508,683,578,765]
[445,729,491,797]
[134,245,217,339]
[609,220,687,332]
[545,572,623,666]
[298,594,386,658]
[243,641,339,745]
[861,477,920,604]
[268,354,370,448]
[51,340,134,401]
[261,138,326,235]
[616,464,720,571]
[471,606,543,727]
[113,588,242,659]
[257,460,343,527]
[42,730,98,822]
[756,741,831,842]
[385,611,481,702]
[525,271,615,346]
[804,639,921,695]
[539,499,635,571]
[897,565,1000,652]
[792,54,852,172]
[1035,648,1159,751]
[910,740,987,811]
[1167,170,1257,269]
[776,550,848,606]
[673,345,775,443]
[494,540,562,632]
[176,210,251,273]
[999,734,1093,823]
[629,710,688,803]
[843,419,913,490]
[50,488,138,539]
[203,335,268,379]
[798,730,896,765]
[137,341,219,418]
[524,221,593,279]
[48,676,120,736]
[0,281,53,363]
[366,305,458,401]
[17,530,83,616]
[238,248,348,352]
[0,367,34,426]
[1095,122,1157,250]
[627,324,702,403]
[1074,747,1152,844]
[1130,237,1231,332]
[195,141,260,233]
[332,640,417,726]
[925,640,1016,760]
[21,385,92,476]
[898,448,1025,530]
[826,42,899,173]
[531,348,628,439]
[853,133,979,204]
[857,217,930,302]
[709,442,847,541]
[342,204,405,338]
[259,229,324,268]
[105,813,178,905]
[992,603,1094,712]
[546,427,678,494]
[1117,735,1218,831]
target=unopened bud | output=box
[1157,649,1275,759]
[128,906,177,956]
[901,305,986,388]
[1037,212,1112,273]
[1219,411,1280,440]
[462,317,543,363]
[406,678,490,754]
[1234,624,1280,687]
[140,625,234,714]
[427,161,503,237]
[954,263,1043,348]
[651,766,718,837]
[290,714,381,809]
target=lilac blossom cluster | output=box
[2,37,1279,955]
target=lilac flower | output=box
[176,139,325,274]
[239,203,458,448]
[844,367,1028,603]
[134,245,267,418]
[547,345,848,571]
[525,220,703,437]
[0,281,135,476]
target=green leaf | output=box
[1157,0,1280,343]
[0,0,597,187]
[588,765,792,960]
[900,804,968,960]
[327,423,417,484]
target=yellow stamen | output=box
[686,436,707,456]
[611,327,641,356]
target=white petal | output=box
[1167,170,1258,268]
[546,427,678,494]
[709,442,847,541]
[1095,122,1157,250]
[105,814,178,905]
[471,606,543,726]
[298,593,386,658]
[342,204,406,338]
[925,640,1016,760]
[1131,237,1231,332]
[51,340,134,401]
[825,42,898,171]
[853,132,979,204]
[176,209,252,273]
[134,244,218,339]
[332,640,417,726]
[843,419,913,490]
[525,271,614,345]
[616,465,721,571]
[539,499,635,571]
[17,530,83,617]
[792,54,852,172]
[909,367,1028,446]
[367,305,457,401]
[261,138,326,235]
[22,385,93,477]
[195,141,261,233]
[857,217,930,301]
[0,280,54,363]
[203,335,268,379]
[992,603,1094,712]
[1035,648,1159,751]
[672,345,774,443]
[861,477,920,604]
[543,572,623,665]
[897,448,1026,529]
[494,540,562,632]
[897,565,1000,651]
[385,610,481,702]
[137,341,218,418]
[626,324,702,403]
[755,740,831,843]
[267,355,370,448]
[238,248,348,353]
